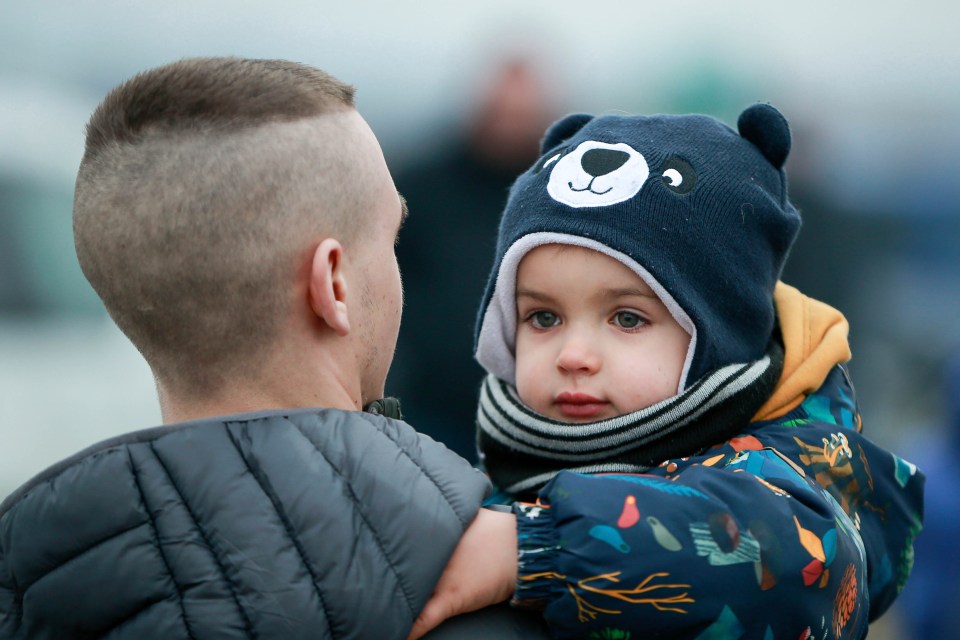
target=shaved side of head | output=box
[73,57,382,396]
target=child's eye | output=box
[530,311,560,328]
[613,311,646,329]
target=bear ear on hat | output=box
[737,103,791,170]
[540,113,594,155]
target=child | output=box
[469,104,924,638]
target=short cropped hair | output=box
[74,57,365,394]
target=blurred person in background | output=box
[388,56,561,461]
[0,56,547,640]
[896,351,959,639]
[0,189,36,314]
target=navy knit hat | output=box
[475,103,800,390]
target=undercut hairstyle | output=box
[73,57,373,395]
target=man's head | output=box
[74,57,404,408]
[476,104,799,393]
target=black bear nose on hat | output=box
[581,148,630,178]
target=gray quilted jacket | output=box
[0,408,547,639]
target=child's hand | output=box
[407,507,518,639]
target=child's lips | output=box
[554,392,608,419]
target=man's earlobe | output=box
[309,238,351,336]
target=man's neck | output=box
[156,357,364,425]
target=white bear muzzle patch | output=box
[546,140,649,208]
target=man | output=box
[0,57,541,639]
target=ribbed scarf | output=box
[477,339,784,498]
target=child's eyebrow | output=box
[517,287,660,304]
[601,287,659,300]
[516,289,554,302]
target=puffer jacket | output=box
[0,407,548,639]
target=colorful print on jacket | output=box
[493,364,924,639]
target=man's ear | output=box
[308,238,351,337]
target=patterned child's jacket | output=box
[495,285,925,639]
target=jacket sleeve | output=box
[511,366,924,639]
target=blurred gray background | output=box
[2,2,957,636]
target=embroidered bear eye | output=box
[659,156,697,194]
[533,147,569,173]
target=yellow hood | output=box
[752,282,852,421]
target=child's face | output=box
[514,244,691,422]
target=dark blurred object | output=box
[387,59,558,461]
[0,180,39,314]
[894,351,959,639]
[0,177,101,317]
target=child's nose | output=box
[556,335,601,374]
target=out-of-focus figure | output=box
[0,181,40,315]
[895,351,958,639]
[388,58,560,460]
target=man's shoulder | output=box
[0,407,493,638]
[0,408,346,515]
[1,407,483,517]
